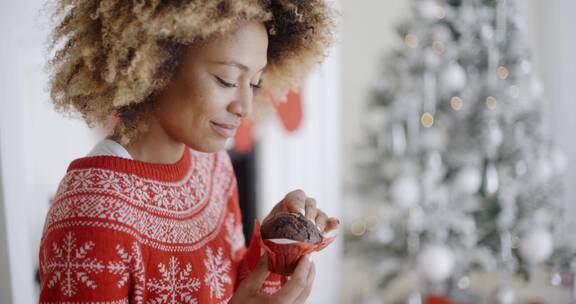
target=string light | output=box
[421,112,434,128]
[497,66,510,80]
[432,41,445,54]
[485,96,497,110]
[351,220,367,236]
[404,34,419,48]
[450,96,463,111]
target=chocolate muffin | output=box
[260,212,321,244]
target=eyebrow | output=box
[211,60,267,72]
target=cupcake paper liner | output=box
[255,218,336,276]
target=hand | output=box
[264,189,340,235]
[229,253,316,304]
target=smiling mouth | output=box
[210,121,238,138]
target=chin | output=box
[187,139,228,153]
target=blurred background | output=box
[0,0,575,303]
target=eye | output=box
[214,76,237,88]
[214,75,262,90]
[251,79,263,90]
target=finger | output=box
[264,205,287,223]
[274,254,312,302]
[315,210,328,232]
[323,217,341,234]
[293,261,316,304]
[269,200,288,215]
[304,198,318,222]
[285,189,307,216]
[240,253,270,292]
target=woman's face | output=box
[153,21,268,153]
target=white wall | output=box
[0,1,100,303]
[0,156,13,304]
[523,0,576,237]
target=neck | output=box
[119,116,185,164]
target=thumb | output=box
[243,253,270,290]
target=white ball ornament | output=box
[454,167,481,195]
[481,24,494,41]
[491,286,516,304]
[417,244,455,283]
[535,157,554,183]
[519,228,554,264]
[390,176,420,208]
[441,62,467,92]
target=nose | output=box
[229,85,253,118]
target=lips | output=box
[210,121,239,138]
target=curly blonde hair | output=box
[46,0,336,144]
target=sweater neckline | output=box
[68,147,191,182]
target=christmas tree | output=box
[346,0,573,299]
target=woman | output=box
[39,1,339,303]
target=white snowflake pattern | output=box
[189,174,202,189]
[188,175,206,201]
[96,171,122,192]
[151,184,171,208]
[69,170,94,189]
[180,186,196,207]
[169,187,186,210]
[224,213,244,258]
[203,247,232,300]
[146,256,201,304]
[44,232,105,297]
[121,175,151,201]
[107,242,146,304]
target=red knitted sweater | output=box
[38,148,281,303]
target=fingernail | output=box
[299,208,305,216]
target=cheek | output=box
[163,75,231,133]
[191,85,231,118]
[187,87,216,116]
[172,80,209,118]
[176,91,222,132]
